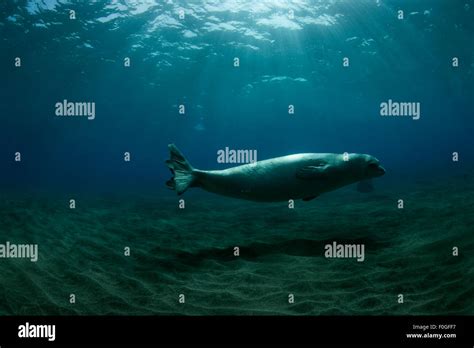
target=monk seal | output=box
[166,144,385,202]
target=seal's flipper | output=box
[296,165,328,180]
[166,144,196,195]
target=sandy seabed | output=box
[0,176,472,315]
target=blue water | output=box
[0,0,473,315]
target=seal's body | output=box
[166,144,385,202]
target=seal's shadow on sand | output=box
[166,237,392,270]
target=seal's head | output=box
[352,154,386,179]
[331,153,385,182]
[303,153,385,189]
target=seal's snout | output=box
[377,165,386,177]
[366,162,385,177]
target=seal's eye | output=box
[368,163,378,170]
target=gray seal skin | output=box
[166,144,386,202]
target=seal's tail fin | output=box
[166,144,196,195]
